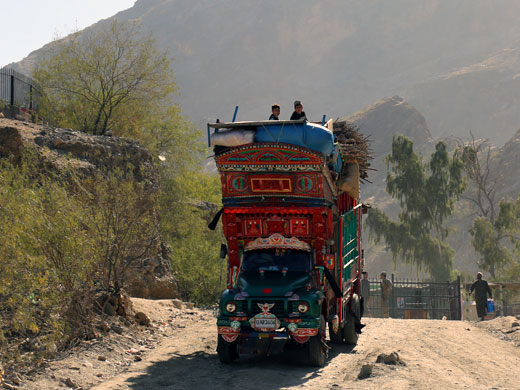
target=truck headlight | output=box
[226,302,237,313]
[297,302,309,313]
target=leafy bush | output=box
[159,162,225,305]
[0,155,160,365]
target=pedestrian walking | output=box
[361,271,370,316]
[470,272,492,321]
[380,272,392,318]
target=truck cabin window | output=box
[242,249,311,272]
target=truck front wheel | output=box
[217,335,238,363]
[307,315,326,367]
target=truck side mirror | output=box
[219,244,228,259]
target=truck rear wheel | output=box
[307,315,326,367]
[343,294,360,345]
[217,335,238,363]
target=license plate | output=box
[254,317,276,330]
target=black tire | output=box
[307,315,326,367]
[217,335,238,364]
[343,294,360,345]
[328,319,343,344]
[343,311,359,345]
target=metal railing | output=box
[0,66,40,111]
[363,274,462,320]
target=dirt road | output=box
[91,310,520,390]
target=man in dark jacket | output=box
[380,271,392,318]
[290,100,307,120]
[269,104,280,120]
[470,272,492,321]
[361,271,370,317]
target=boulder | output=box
[110,325,124,335]
[171,299,183,310]
[358,364,373,379]
[64,378,78,388]
[376,352,405,365]
[124,257,177,299]
[135,312,151,326]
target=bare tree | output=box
[457,132,501,223]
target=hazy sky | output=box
[0,0,136,68]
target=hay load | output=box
[333,120,373,199]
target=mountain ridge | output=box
[12,0,520,145]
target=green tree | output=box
[33,20,174,139]
[367,135,466,280]
[470,196,520,278]
[32,18,223,304]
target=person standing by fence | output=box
[361,271,370,317]
[470,272,492,321]
[380,272,392,318]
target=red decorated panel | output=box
[216,144,324,171]
[265,217,286,234]
[244,218,262,236]
[250,176,292,193]
[221,172,326,199]
[226,174,249,194]
[290,218,309,235]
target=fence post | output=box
[391,273,395,318]
[10,74,14,106]
[456,275,462,320]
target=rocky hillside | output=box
[345,96,433,204]
[405,47,520,145]
[490,129,520,202]
[12,0,520,144]
[0,118,177,299]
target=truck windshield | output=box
[242,250,311,272]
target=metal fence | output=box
[364,274,462,320]
[0,66,40,111]
[503,303,520,317]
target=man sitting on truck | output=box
[290,100,307,120]
[269,104,280,120]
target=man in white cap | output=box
[470,272,492,321]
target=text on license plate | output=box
[254,318,276,329]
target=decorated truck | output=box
[207,117,371,366]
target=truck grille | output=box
[250,300,286,317]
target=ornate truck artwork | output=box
[209,119,371,366]
[249,303,281,332]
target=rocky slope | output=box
[493,128,520,201]
[0,118,177,299]
[345,96,433,206]
[405,47,520,145]
[12,0,520,144]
